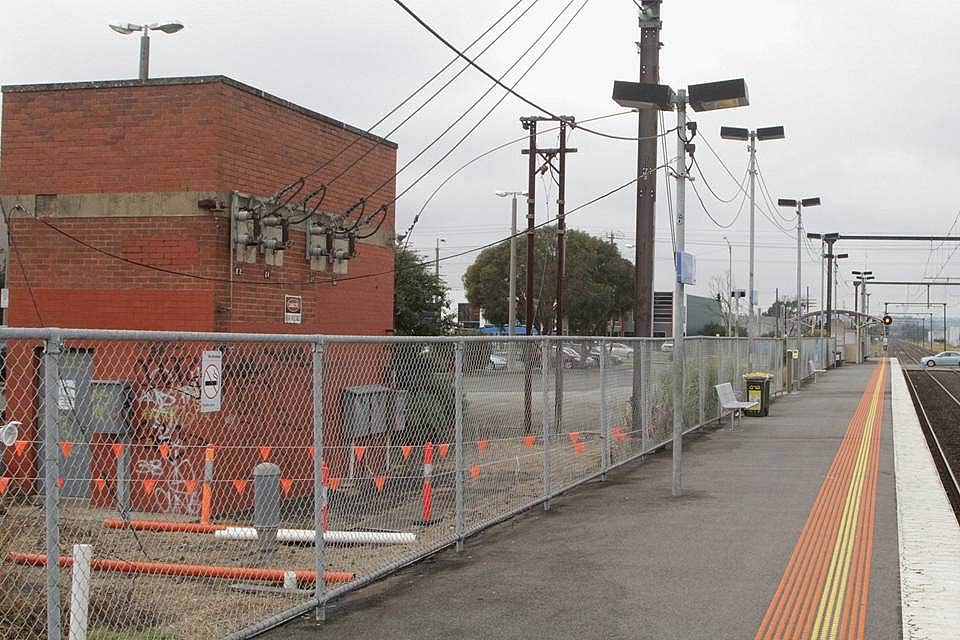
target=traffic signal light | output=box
[882,314,893,326]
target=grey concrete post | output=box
[312,340,326,621]
[454,340,464,551]
[599,340,609,478]
[43,336,62,640]
[541,339,551,510]
[138,31,150,81]
[253,462,281,553]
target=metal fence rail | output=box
[0,329,825,639]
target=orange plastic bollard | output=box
[420,441,434,523]
[199,445,215,525]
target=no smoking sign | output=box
[200,350,222,413]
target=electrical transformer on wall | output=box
[229,191,356,274]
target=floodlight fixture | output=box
[687,78,749,112]
[109,22,136,35]
[801,197,821,207]
[720,126,749,141]
[836,253,849,259]
[611,81,675,111]
[109,20,184,80]
[153,21,184,34]
[756,126,786,141]
[778,198,797,208]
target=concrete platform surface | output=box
[265,361,901,640]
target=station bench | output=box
[715,382,758,427]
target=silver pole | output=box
[599,340,609,479]
[312,340,326,622]
[43,336,62,640]
[727,239,733,336]
[795,204,803,392]
[541,339,551,510]
[454,340,465,551]
[747,132,757,366]
[138,29,150,81]
[508,195,518,339]
[698,339,706,426]
[672,91,687,497]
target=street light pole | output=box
[671,89,688,498]
[779,197,820,389]
[109,21,184,81]
[435,237,445,278]
[723,236,732,336]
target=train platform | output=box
[269,358,960,640]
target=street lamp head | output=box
[836,253,849,259]
[495,191,508,197]
[611,81,675,111]
[778,198,798,208]
[720,126,750,141]
[109,22,139,35]
[151,20,184,34]
[756,126,785,141]
[801,197,821,207]
[687,78,749,112]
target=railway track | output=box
[892,340,960,518]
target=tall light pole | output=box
[614,76,750,497]
[495,191,527,337]
[852,270,874,362]
[722,235,733,336]
[108,21,184,81]
[720,125,785,364]
[778,197,820,390]
[434,237,446,278]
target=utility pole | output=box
[522,118,537,435]
[634,0,662,339]
[824,236,838,366]
[633,0,662,432]
[553,119,575,434]
[723,235,732,336]
[748,131,757,362]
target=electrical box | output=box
[87,381,133,435]
[343,385,389,438]
[342,385,408,438]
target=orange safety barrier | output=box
[6,551,354,584]
[421,441,434,522]
[200,445,216,525]
[104,519,226,534]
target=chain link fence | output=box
[0,329,822,639]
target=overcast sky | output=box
[4,0,960,320]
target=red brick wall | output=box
[0,83,224,194]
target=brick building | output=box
[0,75,397,333]
[0,77,399,513]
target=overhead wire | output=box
[345,0,590,234]
[266,0,533,210]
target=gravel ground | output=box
[905,369,960,518]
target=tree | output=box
[394,245,454,335]
[463,227,634,335]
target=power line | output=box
[345,0,591,235]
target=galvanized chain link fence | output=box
[0,329,828,639]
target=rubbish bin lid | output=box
[742,371,772,379]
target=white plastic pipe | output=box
[68,544,92,640]
[214,527,415,545]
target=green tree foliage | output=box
[463,227,634,335]
[394,245,454,336]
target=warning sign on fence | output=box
[200,350,222,413]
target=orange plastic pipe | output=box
[6,552,354,584]
[104,519,227,534]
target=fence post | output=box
[541,339,551,510]
[454,340,464,551]
[312,339,326,622]
[640,341,650,453]
[68,543,92,640]
[698,339,706,426]
[599,339,609,479]
[43,335,62,640]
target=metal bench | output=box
[715,382,758,427]
[809,359,827,382]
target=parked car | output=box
[488,352,508,370]
[920,351,960,367]
[551,346,596,369]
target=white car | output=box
[920,351,960,367]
